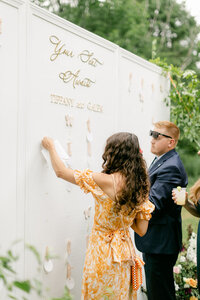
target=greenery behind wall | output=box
[32,0,200,77]
[178,143,199,188]
[149,58,200,185]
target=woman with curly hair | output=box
[42,132,154,300]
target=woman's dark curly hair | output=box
[102,132,150,215]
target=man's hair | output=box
[154,121,180,143]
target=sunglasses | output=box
[149,130,172,140]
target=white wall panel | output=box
[0,2,169,299]
[0,0,20,250]
[118,49,170,166]
[25,7,119,299]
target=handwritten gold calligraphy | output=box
[50,94,103,113]
[79,50,103,67]
[49,35,74,61]
[50,94,75,107]
[49,35,103,68]
[76,102,85,109]
[49,35,103,90]
[87,102,103,113]
[59,69,95,89]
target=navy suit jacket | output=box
[135,149,188,254]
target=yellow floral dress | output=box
[74,169,154,300]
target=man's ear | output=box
[169,138,176,148]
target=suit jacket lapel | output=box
[148,149,176,175]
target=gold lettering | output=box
[76,102,85,109]
[79,50,103,67]
[49,35,74,61]
[87,102,103,113]
[50,94,75,107]
[50,94,103,113]
[59,69,95,89]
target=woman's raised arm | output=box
[42,137,76,184]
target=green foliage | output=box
[0,245,42,299]
[147,0,200,74]
[26,244,42,265]
[13,281,31,293]
[178,153,200,183]
[0,243,73,300]
[56,0,150,59]
[151,57,200,150]
[51,287,73,300]
[31,0,200,76]
[178,142,200,190]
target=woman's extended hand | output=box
[42,137,54,151]
[41,137,76,184]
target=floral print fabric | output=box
[74,169,154,300]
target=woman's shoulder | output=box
[92,172,112,185]
[92,172,124,200]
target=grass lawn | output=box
[182,207,199,242]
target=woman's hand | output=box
[198,150,200,156]
[172,190,188,205]
[42,137,54,151]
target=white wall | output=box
[0,1,169,299]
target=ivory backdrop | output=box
[0,1,169,298]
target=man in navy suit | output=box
[135,121,188,300]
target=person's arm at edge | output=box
[184,201,200,218]
[172,191,200,218]
[184,193,200,218]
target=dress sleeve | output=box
[74,169,97,194]
[135,200,155,220]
